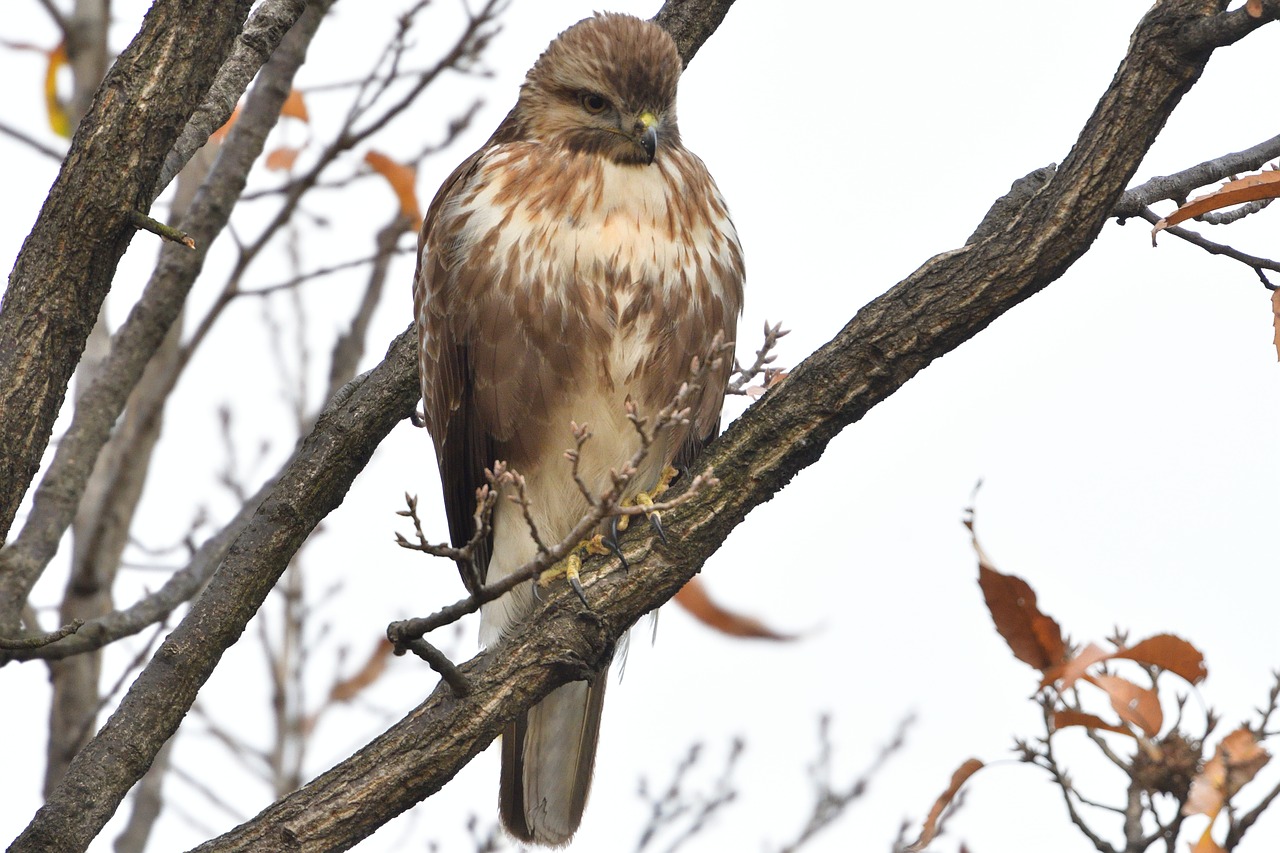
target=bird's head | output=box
[516,13,683,166]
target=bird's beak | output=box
[635,111,658,164]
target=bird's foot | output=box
[538,536,612,604]
[614,465,677,543]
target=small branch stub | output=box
[128,209,196,249]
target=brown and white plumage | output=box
[413,13,743,845]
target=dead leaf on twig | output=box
[906,758,984,851]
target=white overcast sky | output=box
[2,2,1280,852]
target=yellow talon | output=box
[616,466,678,534]
[539,541,597,605]
[652,464,678,498]
[539,551,582,587]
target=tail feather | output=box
[500,678,608,846]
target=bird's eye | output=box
[580,92,609,115]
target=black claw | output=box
[603,525,630,570]
[647,511,668,544]
[530,577,543,602]
[569,574,589,606]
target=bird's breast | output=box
[450,144,741,380]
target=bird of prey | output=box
[414,13,744,845]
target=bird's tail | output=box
[500,677,608,846]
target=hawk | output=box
[414,13,744,845]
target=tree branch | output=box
[152,0,309,198]
[9,332,420,853]
[0,0,330,635]
[0,0,254,554]
[1115,132,1280,216]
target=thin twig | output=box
[389,343,727,650]
[0,618,82,650]
[127,209,196,248]
[727,321,789,396]
[403,638,471,695]
[780,715,914,853]
[1139,206,1280,287]
[0,119,65,161]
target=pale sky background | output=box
[2,2,1279,852]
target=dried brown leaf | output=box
[1190,831,1227,853]
[280,88,309,122]
[44,41,70,138]
[975,560,1065,672]
[905,758,984,852]
[1043,641,1111,690]
[364,150,422,224]
[1272,288,1280,362]
[673,577,793,640]
[1153,170,1280,238]
[1183,727,1270,821]
[265,146,302,172]
[1219,726,1270,798]
[328,637,394,703]
[1091,674,1162,738]
[210,104,241,143]
[1184,749,1227,819]
[1051,709,1138,738]
[1113,633,1206,684]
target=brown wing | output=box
[414,111,557,586]
[414,143,496,586]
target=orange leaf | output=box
[1044,641,1111,690]
[1219,727,1270,798]
[266,146,302,172]
[1051,709,1137,738]
[1190,831,1227,853]
[210,104,241,143]
[673,577,793,640]
[329,637,394,703]
[1153,171,1280,239]
[975,558,1065,672]
[1181,727,1267,822]
[1272,288,1280,362]
[1090,674,1162,737]
[364,150,422,224]
[1113,633,1206,684]
[44,41,70,138]
[280,89,309,122]
[1185,749,1227,820]
[905,758,984,852]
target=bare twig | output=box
[633,739,743,853]
[1137,206,1280,287]
[1116,132,1280,216]
[0,619,82,650]
[1036,700,1119,853]
[403,638,471,696]
[127,209,196,248]
[0,118,64,161]
[389,344,727,651]
[1196,196,1273,225]
[780,715,913,853]
[35,0,71,38]
[239,241,413,298]
[727,321,789,396]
